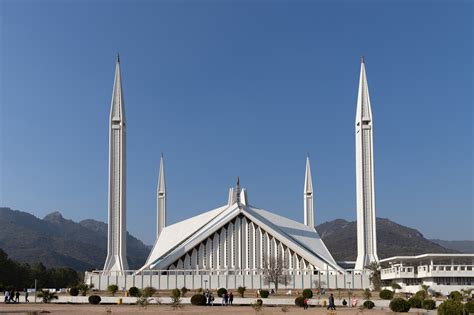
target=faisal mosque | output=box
[85,56,473,293]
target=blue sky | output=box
[1,1,472,245]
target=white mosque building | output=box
[85,56,472,293]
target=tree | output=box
[237,286,246,298]
[262,256,289,293]
[107,284,118,296]
[363,288,372,300]
[391,281,402,291]
[37,290,58,303]
[77,282,94,296]
[365,262,381,291]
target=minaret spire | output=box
[157,153,167,238]
[304,155,314,228]
[104,55,129,272]
[354,57,379,270]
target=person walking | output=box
[4,290,9,303]
[15,291,20,303]
[327,293,336,310]
[9,289,14,303]
[24,289,29,303]
[228,291,234,306]
[303,297,309,310]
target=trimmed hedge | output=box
[260,290,269,298]
[422,299,436,310]
[256,299,263,306]
[295,296,305,307]
[88,295,101,305]
[408,296,423,308]
[69,287,79,296]
[389,298,411,312]
[302,289,313,299]
[128,286,140,297]
[415,290,428,300]
[363,300,375,309]
[190,294,207,306]
[379,289,394,300]
[437,299,463,315]
[217,288,227,297]
[171,288,181,298]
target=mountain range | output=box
[0,207,471,270]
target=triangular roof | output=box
[138,201,343,273]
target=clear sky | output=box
[1,1,472,245]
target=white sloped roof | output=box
[138,202,343,273]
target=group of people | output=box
[4,289,29,304]
[203,289,234,306]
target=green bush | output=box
[181,286,189,297]
[437,299,463,315]
[408,296,423,308]
[422,299,436,310]
[88,295,101,305]
[295,296,305,307]
[237,286,246,298]
[363,300,375,309]
[379,289,394,300]
[448,291,462,301]
[464,300,474,314]
[389,298,411,312]
[217,288,227,297]
[142,287,156,298]
[190,294,207,306]
[107,284,118,296]
[69,287,79,296]
[260,290,269,298]
[256,298,263,306]
[128,286,140,297]
[302,289,313,299]
[171,288,181,298]
[415,289,428,300]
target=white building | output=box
[380,254,474,295]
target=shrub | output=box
[437,299,463,315]
[107,284,118,296]
[408,296,423,308]
[128,286,140,297]
[379,289,394,300]
[464,300,474,314]
[69,287,79,296]
[295,296,305,307]
[363,288,372,300]
[260,290,269,298]
[217,288,227,297]
[256,298,263,305]
[302,289,313,299]
[422,299,436,310]
[181,286,189,297]
[363,300,375,309]
[142,287,156,298]
[196,288,203,293]
[389,298,411,312]
[237,286,246,298]
[190,294,207,306]
[38,290,58,303]
[77,283,94,296]
[415,289,428,300]
[171,288,181,298]
[448,291,462,301]
[88,295,101,305]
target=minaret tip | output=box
[306,152,310,159]
[116,53,120,63]
[236,177,240,187]
[361,55,365,64]
[161,152,164,158]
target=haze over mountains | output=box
[0,207,471,271]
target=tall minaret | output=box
[157,154,166,238]
[104,54,129,272]
[354,57,379,270]
[304,156,314,228]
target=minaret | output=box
[103,54,129,272]
[304,155,314,228]
[157,154,166,238]
[354,57,379,270]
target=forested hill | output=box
[316,218,457,261]
[0,207,150,271]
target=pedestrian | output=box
[303,297,309,310]
[4,290,9,303]
[327,293,336,310]
[229,291,233,306]
[9,289,14,303]
[15,291,20,303]
[24,289,29,303]
[206,292,211,306]
[256,289,260,297]
[221,292,226,306]
[210,293,215,306]
[224,292,229,305]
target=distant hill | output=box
[0,207,150,271]
[430,239,474,253]
[316,218,457,261]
